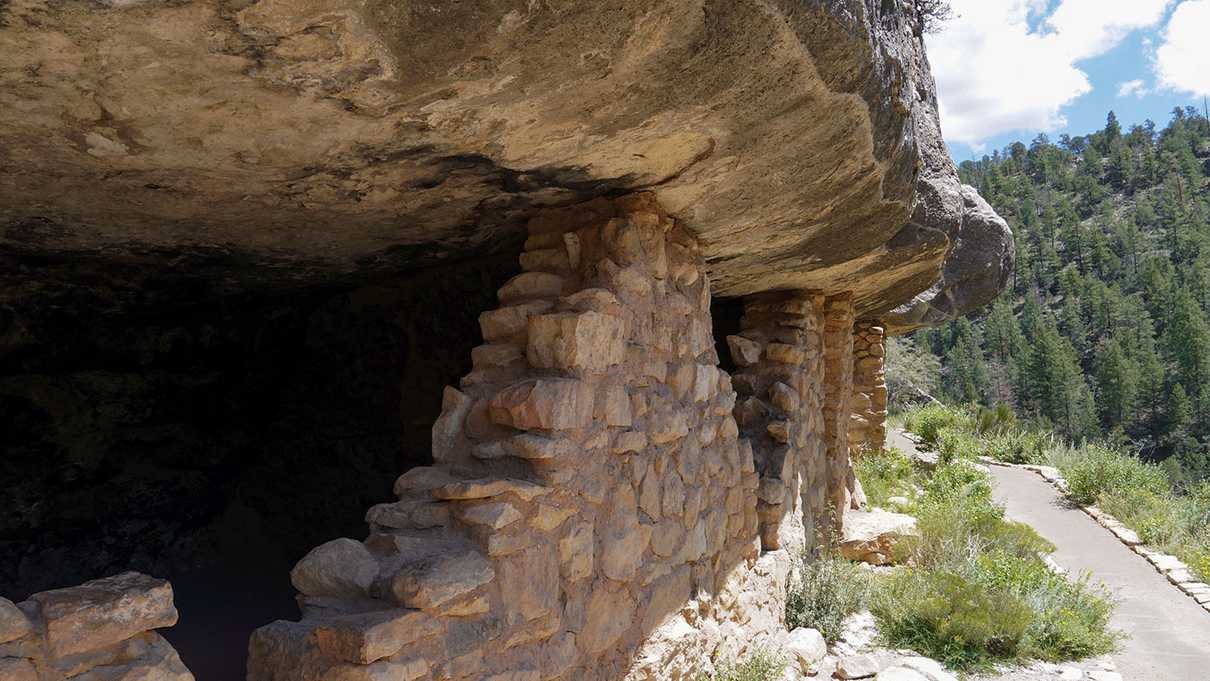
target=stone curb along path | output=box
[895,430,1210,616]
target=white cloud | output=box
[1117,79,1148,97]
[928,0,1174,146]
[1155,0,1210,96]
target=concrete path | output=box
[887,429,1210,681]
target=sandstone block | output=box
[0,597,31,644]
[638,472,662,519]
[598,383,633,427]
[325,658,429,681]
[613,431,648,454]
[0,658,36,681]
[662,474,686,517]
[379,536,495,612]
[498,272,565,304]
[769,381,800,413]
[640,568,692,632]
[530,504,574,531]
[457,502,522,529]
[433,477,550,502]
[840,508,918,565]
[506,433,575,460]
[765,343,805,364]
[365,500,450,531]
[558,288,623,319]
[579,586,635,654]
[314,609,442,664]
[292,539,379,600]
[785,627,827,674]
[559,523,594,581]
[527,311,625,371]
[69,632,193,681]
[649,520,684,557]
[471,343,525,369]
[693,365,718,402]
[896,656,957,681]
[486,530,536,557]
[520,248,571,273]
[668,362,695,400]
[29,572,178,658]
[650,411,689,445]
[489,379,594,430]
[836,653,882,679]
[392,467,458,496]
[497,546,559,625]
[599,488,652,582]
[479,301,554,342]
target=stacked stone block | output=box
[848,323,887,458]
[248,194,771,681]
[822,296,855,539]
[726,292,829,554]
[0,572,193,681]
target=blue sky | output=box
[927,0,1210,162]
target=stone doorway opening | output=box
[0,253,517,680]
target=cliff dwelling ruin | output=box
[0,1,1013,680]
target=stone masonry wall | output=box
[0,572,193,681]
[246,194,800,681]
[849,324,888,457]
[727,293,829,555]
[822,297,856,538]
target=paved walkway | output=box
[887,430,1210,681]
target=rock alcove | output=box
[0,1,1014,680]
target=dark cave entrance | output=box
[0,253,517,681]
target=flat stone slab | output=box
[840,508,918,565]
[28,572,178,658]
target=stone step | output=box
[366,534,495,614]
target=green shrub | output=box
[873,453,1120,670]
[975,403,1016,435]
[1062,445,1169,506]
[785,553,870,642]
[705,649,785,681]
[904,404,970,445]
[853,447,914,508]
[1020,573,1120,662]
[981,429,1057,465]
[873,569,1032,669]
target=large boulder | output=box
[883,185,1015,335]
[840,508,919,565]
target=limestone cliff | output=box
[0,0,1009,319]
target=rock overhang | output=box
[0,0,1011,324]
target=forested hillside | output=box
[906,106,1210,482]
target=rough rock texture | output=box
[883,186,1016,335]
[0,572,194,681]
[248,195,788,681]
[727,292,828,554]
[0,0,1009,322]
[849,324,888,457]
[823,297,857,539]
[840,508,918,565]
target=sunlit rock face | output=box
[0,0,1007,317]
[0,1,1012,679]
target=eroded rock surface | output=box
[1,0,1008,321]
[0,572,193,681]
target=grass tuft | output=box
[703,649,785,681]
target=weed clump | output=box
[785,553,871,642]
[703,649,785,681]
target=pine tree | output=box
[1096,339,1139,428]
